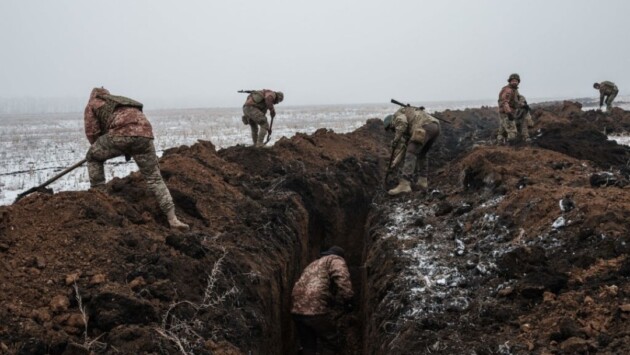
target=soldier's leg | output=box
[388,140,418,195]
[606,91,617,112]
[244,106,269,146]
[85,134,124,187]
[497,114,508,145]
[505,116,517,142]
[415,123,440,189]
[249,122,259,145]
[293,315,317,355]
[131,137,188,230]
[303,314,342,354]
[521,113,530,141]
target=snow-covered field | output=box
[2,99,628,206]
[1,104,402,205]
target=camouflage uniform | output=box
[84,88,176,219]
[498,84,520,143]
[598,81,618,112]
[242,89,283,146]
[391,107,440,185]
[291,252,353,354]
[513,94,532,142]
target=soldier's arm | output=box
[499,88,513,114]
[264,92,276,117]
[392,115,408,145]
[329,258,354,301]
[84,104,100,144]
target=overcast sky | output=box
[1,0,628,108]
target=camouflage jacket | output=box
[498,85,520,114]
[84,88,153,144]
[243,89,278,113]
[392,107,440,145]
[599,81,618,100]
[291,255,354,315]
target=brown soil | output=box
[1,102,630,355]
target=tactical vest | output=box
[95,94,143,133]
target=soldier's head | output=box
[90,87,110,100]
[593,82,600,89]
[320,246,345,258]
[383,115,394,131]
[274,91,284,104]
[508,73,520,87]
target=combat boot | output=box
[388,179,412,196]
[416,177,428,190]
[255,130,267,147]
[167,209,189,231]
[251,130,258,146]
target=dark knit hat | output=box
[320,246,345,258]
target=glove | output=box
[124,154,131,162]
[241,115,249,125]
[507,112,515,121]
[270,110,276,119]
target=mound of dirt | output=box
[2,102,630,354]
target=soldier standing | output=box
[384,106,441,195]
[291,246,354,355]
[593,81,618,113]
[497,73,524,144]
[241,89,284,147]
[84,87,189,230]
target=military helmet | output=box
[383,114,394,130]
[320,245,345,258]
[508,73,521,83]
[275,91,284,103]
[593,82,600,89]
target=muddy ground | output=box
[1,101,630,354]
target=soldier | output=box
[241,89,284,147]
[384,106,441,195]
[497,73,524,144]
[84,87,189,230]
[291,246,354,355]
[593,81,618,113]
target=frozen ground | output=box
[1,103,403,205]
[2,98,628,206]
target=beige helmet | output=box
[275,91,284,103]
[383,114,394,130]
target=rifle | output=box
[14,159,87,203]
[390,99,453,125]
[237,90,255,94]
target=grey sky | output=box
[1,0,628,108]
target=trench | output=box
[278,176,375,355]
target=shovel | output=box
[14,158,87,203]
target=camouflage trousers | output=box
[86,135,175,214]
[293,314,341,355]
[243,105,269,145]
[399,123,440,181]
[497,113,518,142]
[605,90,618,112]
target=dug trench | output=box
[1,101,630,354]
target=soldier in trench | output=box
[497,73,528,145]
[84,87,189,230]
[384,105,441,195]
[291,246,354,355]
[241,89,284,147]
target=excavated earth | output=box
[1,101,630,355]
